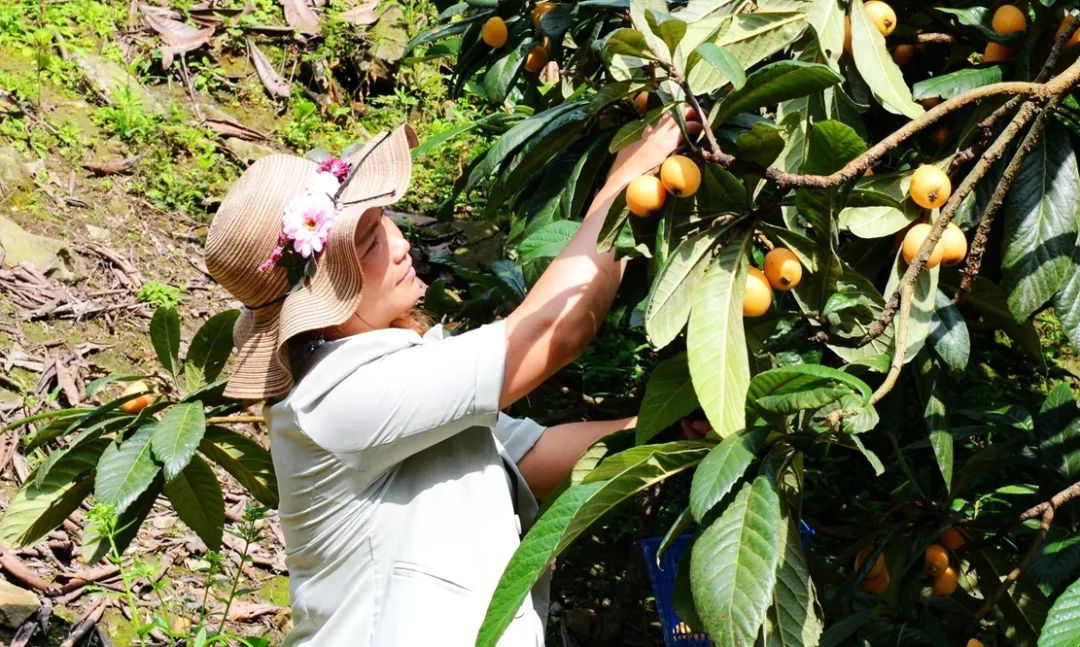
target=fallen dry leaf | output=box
[227,602,286,622]
[203,117,269,141]
[247,39,292,99]
[139,4,214,68]
[339,0,379,26]
[280,0,321,35]
[82,157,140,176]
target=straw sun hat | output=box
[205,124,418,401]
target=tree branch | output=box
[976,506,1054,620]
[869,282,913,405]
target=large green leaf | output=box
[688,231,752,439]
[582,440,711,484]
[150,306,181,376]
[692,42,746,89]
[1052,238,1080,355]
[918,360,953,492]
[849,0,922,118]
[958,277,1045,367]
[747,364,871,416]
[912,66,1004,100]
[603,27,657,60]
[477,442,707,646]
[1002,122,1080,322]
[689,428,767,522]
[690,476,782,646]
[1040,575,1080,647]
[710,61,842,126]
[518,220,580,265]
[764,513,824,647]
[636,354,700,445]
[0,439,105,549]
[94,424,160,516]
[838,205,912,239]
[82,474,162,564]
[467,102,582,189]
[686,12,808,95]
[928,290,970,371]
[199,426,278,508]
[183,309,240,393]
[883,251,939,362]
[34,413,131,488]
[151,402,207,482]
[164,454,224,550]
[645,230,717,349]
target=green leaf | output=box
[477,442,707,646]
[518,220,580,264]
[645,230,718,349]
[468,103,581,189]
[603,27,657,60]
[690,476,782,646]
[849,0,923,118]
[687,12,809,95]
[883,250,939,362]
[199,426,279,508]
[484,42,525,104]
[710,60,842,126]
[764,512,824,647]
[183,310,240,393]
[692,42,746,89]
[748,364,872,416]
[1040,575,1080,647]
[636,354,700,444]
[82,474,162,564]
[689,428,767,522]
[928,290,970,371]
[918,360,953,492]
[151,403,207,482]
[1040,417,1080,486]
[0,440,105,549]
[1002,122,1080,322]
[970,546,1050,645]
[839,205,912,239]
[959,277,1045,367]
[609,119,647,154]
[688,231,753,439]
[150,306,181,376]
[582,440,711,483]
[936,7,1024,43]
[164,455,224,550]
[94,424,160,516]
[645,9,687,55]
[912,66,1004,100]
[1052,239,1080,356]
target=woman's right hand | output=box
[609,107,702,185]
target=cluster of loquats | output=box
[923,528,967,600]
[855,545,891,595]
[874,3,1030,69]
[899,165,968,269]
[984,4,1028,63]
[481,2,557,74]
[743,248,804,318]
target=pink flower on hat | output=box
[281,192,336,258]
[317,157,351,181]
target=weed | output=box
[137,281,184,309]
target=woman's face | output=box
[351,207,426,330]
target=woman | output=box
[204,112,696,646]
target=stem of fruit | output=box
[869,282,912,405]
[855,101,1041,347]
[954,103,1056,304]
[975,506,1054,621]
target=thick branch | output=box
[869,282,913,405]
[1019,479,1080,522]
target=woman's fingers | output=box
[680,418,712,440]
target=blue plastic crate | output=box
[639,522,815,647]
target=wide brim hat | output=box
[205,124,418,400]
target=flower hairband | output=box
[254,132,396,300]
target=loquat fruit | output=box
[991,5,1027,35]
[984,41,1015,62]
[932,566,958,596]
[1055,16,1080,50]
[966,640,984,647]
[855,546,888,580]
[924,544,950,577]
[919,97,942,109]
[764,248,803,291]
[941,223,968,265]
[744,268,773,318]
[660,155,702,197]
[524,43,549,73]
[931,124,950,147]
[482,17,508,48]
[844,17,853,55]
[120,381,153,414]
[902,223,946,268]
[892,43,916,66]
[940,527,966,550]
[626,175,666,217]
[633,91,649,114]
[532,2,556,30]
[860,569,891,595]
[909,164,952,209]
[864,0,898,37]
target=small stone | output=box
[0,147,33,200]
[0,578,41,629]
[0,215,76,278]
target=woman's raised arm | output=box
[500,112,697,409]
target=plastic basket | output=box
[637,534,715,646]
[639,522,815,647]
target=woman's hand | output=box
[680,417,712,440]
[609,107,701,185]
